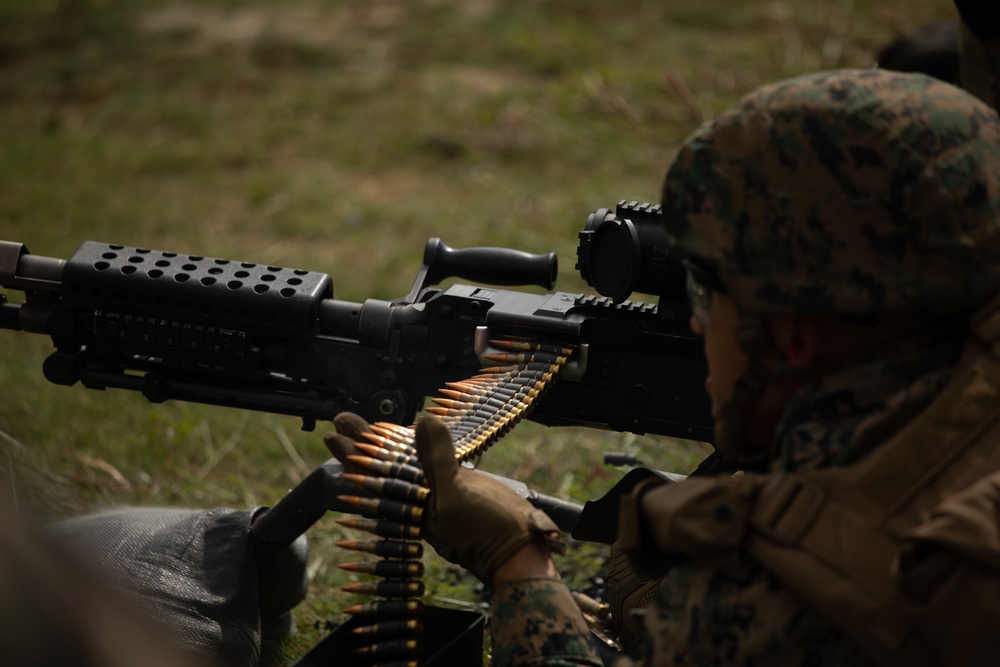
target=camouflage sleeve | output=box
[638,559,873,667]
[488,561,871,666]
[490,576,603,667]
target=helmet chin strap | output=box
[710,313,946,460]
[712,359,773,458]
[712,317,795,459]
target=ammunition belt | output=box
[334,337,575,666]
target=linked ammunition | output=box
[426,405,498,420]
[372,421,417,439]
[449,406,518,438]
[341,580,425,598]
[339,560,424,578]
[335,517,421,540]
[489,338,537,350]
[352,441,418,466]
[431,395,508,412]
[346,455,426,485]
[572,591,611,620]
[336,539,423,559]
[357,431,407,450]
[351,639,422,659]
[522,361,561,374]
[320,344,582,664]
[442,385,520,401]
[429,397,466,410]
[482,352,529,364]
[482,368,544,383]
[341,474,429,503]
[473,366,518,376]
[344,599,425,617]
[445,380,486,391]
[366,424,415,449]
[350,618,424,638]
[336,495,424,523]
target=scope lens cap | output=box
[589,218,641,303]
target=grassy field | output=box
[0,0,958,661]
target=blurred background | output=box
[0,0,959,660]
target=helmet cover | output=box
[662,68,1000,316]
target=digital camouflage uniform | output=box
[490,256,978,665]
[489,69,1000,667]
[635,332,964,667]
[491,578,602,667]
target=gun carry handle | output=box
[403,238,557,302]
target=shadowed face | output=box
[688,278,832,454]
[688,289,747,422]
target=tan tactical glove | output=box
[324,412,566,584]
[323,412,375,475]
[604,540,662,652]
[413,415,566,584]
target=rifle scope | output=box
[575,200,687,305]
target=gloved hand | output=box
[323,412,375,475]
[325,411,566,584]
[604,540,663,652]
[414,415,566,584]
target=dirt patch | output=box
[138,1,498,51]
[420,0,497,19]
[139,2,524,98]
[137,2,402,51]
[422,64,525,97]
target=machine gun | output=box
[0,200,713,665]
[0,200,712,444]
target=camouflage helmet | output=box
[661,68,1000,317]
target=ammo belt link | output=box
[334,337,575,666]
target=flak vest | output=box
[633,297,1000,666]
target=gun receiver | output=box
[0,217,712,443]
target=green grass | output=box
[0,0,958,661]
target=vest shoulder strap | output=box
[742,354,1000,666]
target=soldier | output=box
[955,0,1000,111]
[873,0,1000,113]
[16,8,1000,666]
[353,67,1000,666]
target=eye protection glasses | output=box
[683,260,725,325]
